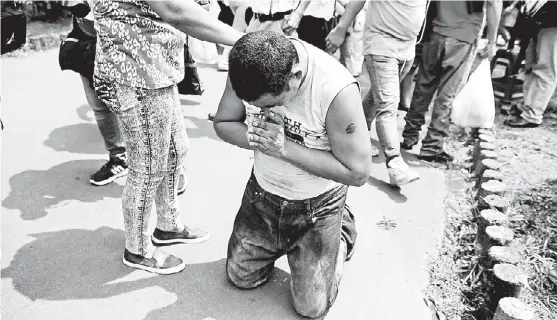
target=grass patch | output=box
[427,114,557,320]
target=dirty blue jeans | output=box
[95,79,189,256]
[402,32,476,156]
[362,54,413,161]
[226,174,357,319]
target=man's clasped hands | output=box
[247,111,287,159]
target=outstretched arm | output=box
[147,0,243,46]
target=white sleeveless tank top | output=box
[246,39,358,200]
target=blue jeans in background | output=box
[362,54,414,161]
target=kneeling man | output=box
[214,31,372,318]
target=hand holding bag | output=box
[450,58,496,129]
[177,38,205,96]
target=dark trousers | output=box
[402,32,476,155]
[226,173,357,318]
[297,15,332,51]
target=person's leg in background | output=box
[218,4,250,71]
[402,33,444,150]
[399,66,417,112]
[339,9,365,77]
[419,37,476,162]
[510,27,557,127]
[80,75,128,186]
[344,11,379,157]
[399,45,421,112]
[364,55,420,186]
[359,87,380,158]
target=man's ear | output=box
[292,67,303,80]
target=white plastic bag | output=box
[450,58,496,128]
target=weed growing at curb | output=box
[427,117,557,320]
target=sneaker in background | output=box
[418,151,454,164]
[90,156,128,186]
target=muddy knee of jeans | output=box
[293,298,329,319]
[226,261,269,289]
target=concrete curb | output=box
[469,129,532,319]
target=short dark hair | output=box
[228,31,299,102]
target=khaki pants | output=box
[339,9,365,76]
[519,27,557,124]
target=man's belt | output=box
[254,10,292,23]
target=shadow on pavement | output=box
[2,160,123,220]
[184,115,220,141]
[400,149,434,169]
[366,176,408,204]
[1,227,301,320]
[76,104,94,122]
[44,123,107,155]
[179,96,202,106]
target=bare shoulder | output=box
[325,83,367,136]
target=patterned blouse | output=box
[91,0,185,89]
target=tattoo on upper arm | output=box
[345,122,356,134]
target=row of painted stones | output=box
[469,130,534,320]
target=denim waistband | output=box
[248,172,347,211]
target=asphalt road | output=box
[1,49,445,320]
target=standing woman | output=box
[92,0,243,275]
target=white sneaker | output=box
[388,156,420,187]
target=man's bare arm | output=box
[281,84,372,186]
[147,0,243,46]
[213,78,253,150]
